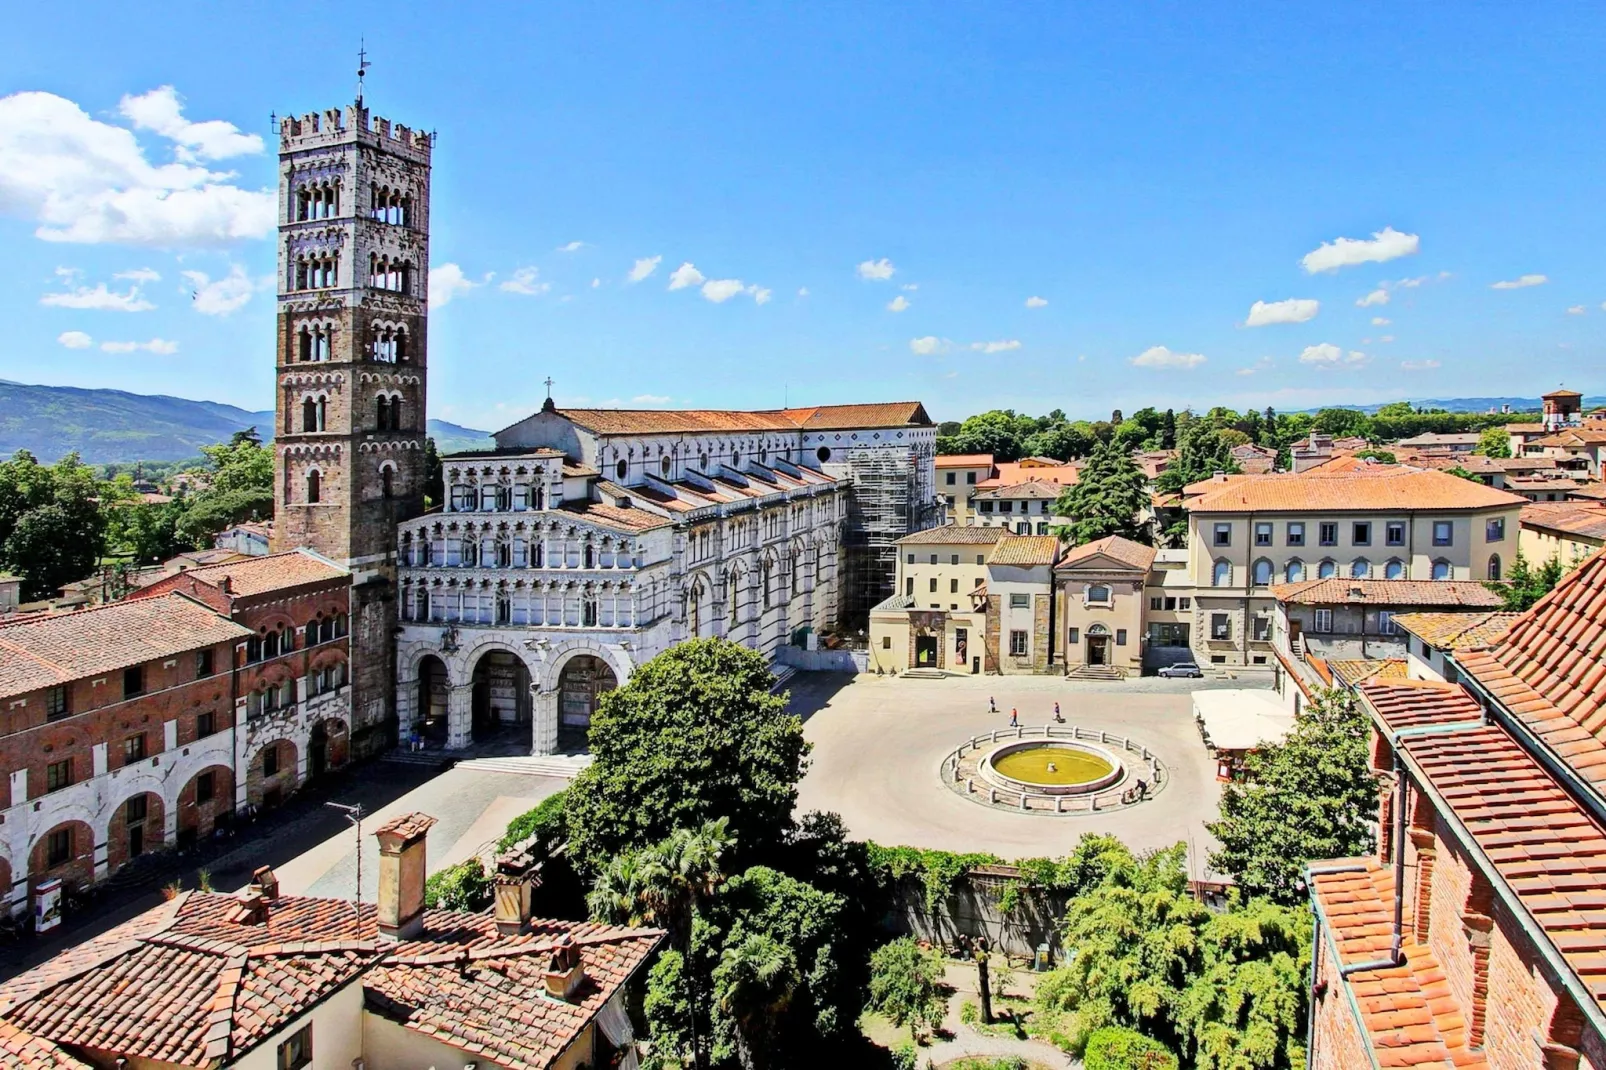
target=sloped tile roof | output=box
[896,525,1008,546]
[971,479,1068,501]
[0,594,252,702]
[1056,535,1157,572]
[976,461,1080,490]
[1327,658,1408,688]
[0,893,661,1070]
[555,501,672,533]
[1521,502,1606,541]
[1187,467,1525,514]
[1358,679,1487,731]
[935,453,995,468]
[1269,579,1505,608]
[136,548,349,599]
[1309,860,1486,1070]
[1391,611,1521,651]
[0,1021,92,1070]
[554,401,931,436]
[989,535,1061,567]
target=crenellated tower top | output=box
[278,103,434,161]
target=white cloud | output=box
[1490,274,1548,290]
[1235,367,1257,377]
[797,287,810,298]
[428,263,479,307]
[115,267,160,282]
[909,336,944,355]
[1024,295,1048,309]
[668,261,704,290]
[54,266,80,281]
[100,337,177,354]
[701,278,746,303]
[627,255,661,283]
[1401,359,1442,371]
[1298,343,1369,369]
[1568,305,1587,315]
[56,330,92,349]
[40,281,153,311]
[901,283,918,292]
[971,339,1021,354]
[0,89,274,246]
[748,285,772,305]
[1244,297,1319,327]
[556,240,585,253]
[500,266,551,295]
[630,394,671,405]
[181,264,254,315]
[1380,335,1394,343]
[857,257,895,281]
[1131,345,1206,369]
[591,277,601,289]
[1356,288,1389,307]
[118,86,262,160]
[887,294,910,312]
[1371,316,1391,326]
[1300,226,1420,273]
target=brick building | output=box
[1307,548,1606,1069]
[0,550,351,918]
[0,814,661,1070]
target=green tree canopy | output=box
[867,936,946,1043]
[1053,439,1152,545]
[1206,688,1377,904]
[566,639,809,877]
[0,451,106,600]
[1155,417,1243,494]
[1489,548,1566,610]
[1311,407,1369,436]
[1474,426,1512,458]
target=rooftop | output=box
[1269,579,1506,608]
[1390,610,1521,651]
[971,479,1069,501]
[988,534,1062,567]
[895,524,1009,546]
[0,594,252,702]
[976,461,1079,490]
[545,401,932,437]
[935,453,994,468]
[1520,501,1606,541]
[135,548,349,600]
[1187,466,1527,514]
[1056,534,1158,572]
[0,892,661,1070]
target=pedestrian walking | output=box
[1053,701,1063,722]
[989,696,997,713]
[1010,707,1019,727]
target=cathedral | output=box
[269,95,937,757]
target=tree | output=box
[942,410,1032,460]
[566,639,808,878]
[1353,449,1396,465]
[1162,409,1178,450]
[1374,401,1415,418]
[422,858,492,911]
[0,451,106,600]
[1155,418,1242,494]
[1490,549,1566,611]
[1083,1027,1179,1070]
[1054,439,1152,545]
[715,933,800,1070]
[867,936,945,1043]
[1311,407,1368,437]
[1474,427,1512,458]
[424,436,445,507]
[1022,422,1095,461]
[1207,688,1377,904]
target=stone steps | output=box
[1067,664,1126,681]
[898,668,952,680]
[769,666,798,692]
[454,754,595,780]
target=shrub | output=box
[889,1042,918,1070]
[868,936,946,1042]
[499,788,569,852]
[1083,1026,1178,1070]
[422,858,492,911]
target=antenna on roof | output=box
[356,40,372,105]
[544,376,554,400]
[325,802,364,931]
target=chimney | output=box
[373,812,437,941]
[494,873,533,936]
[218,575,232,595]
[542,934,586,1000]
[228,887,270,925]
[252,865,279,901]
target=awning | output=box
[1192,689,1296,751]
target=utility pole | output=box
[325,802,364,931]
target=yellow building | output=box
[935,453,996,525]
[1518,501,1606,568]
[1054,535,1155,678]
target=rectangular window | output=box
[1009,630,1029,656]
[966,472,977,484]
[263,746,280,778]
[1286,522,1305,547]
[1319,522,1338,547]
[980,502,994,513]
[945,472,956,485]
[1353,522,1371,546]
[1116,629,1127,646]
[196,711,215,738]
[47,828,70,868]
[1036,523,1049,535]
[126,795,148,823]
[1386,521,1406,546]
[975,555,985,565]
[1315,608,1334,632]
[905,578,913,596]
[1068,627,1080,645]
[277,1025,313,1070]
[196,771,215,804]
[1009,593,1030,609]
[195,649,214,678]
[881,635,891,649]
[1016,522,1030,535]
[123,734,146,765]
[1378,610,1397,636]
[950,579,959,593]
[1210,613,1231,641]
[1150,596,1162,610]
[1486,517,1506,541]
[45,685,69,721]
[1179,597,1191,610]
[929,554,938,564]
[906,553,915,564]
[1213,523,1232,547]
[123,665,145,699]
[1000,501,1014,513]
[1252,616,1271,642]
[46,759,72,793]
[929,578,938,593]
[1164,597,1177,611]
[1433,520,1453,546]
[951,554,960,565]
[1254,522,1273,546]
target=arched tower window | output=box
[306,470,321,503]
[381,465,395,500]
[1488,553,1502,581]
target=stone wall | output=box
[881,866,1069,960]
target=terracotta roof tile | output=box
[896,524,1009,546]
[989,535,1061,567]
[1056,535,1157,572]
[971,479,1069,501]
[555,501,672,533]
[0,594,252,702]
[1269,579,1505,608]
[554,401,931,436]
[1521,502,1606,541]
[1391,611,1522,651]
[1358,679,1487,731]
[935,453,994,467]
[0,1021,92,1070]
[1188,467,1525,514]
[975,461,1080,490]
[131,548,348,600]
[1328,658,1408,688]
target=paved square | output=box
[790,671,1269,881]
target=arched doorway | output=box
[107,791,164,874]
[417,655,450,743]
[469,649,531,742]
[30,820,93,892]
[558,655,619,748]
[1086,624,1111,667]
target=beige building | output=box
[973,479,1065,533]
[936,453,996,525]
[1182,463,1525,668]
[1518,500,1606,568]
[1054,536,1155,678]
[935,454,1080,527]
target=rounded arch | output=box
[1384,557,1405,580]
[30,819,94,891]
[1211,558,1232,587]
[1487,553,1503,581]
[1251,558,1274,586]
[1318,558,1337,579]
[177,764,235,843]
[1285,558,1305,583]
[106,790,165,872]
[1351,557,1371,579]
[248,738,299,811]
[1431,558,1453,580]
[466,645,533,742]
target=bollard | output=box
[1020,794,1028,811]
[967,777,974,793]
[1056,796,1065,814]
[1017,725,1024,738]
[1100,730,1109,744]
[989,788,997,804]
[1091,795,1099,811]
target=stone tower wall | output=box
[271,102,432,753]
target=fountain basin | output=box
[980,740,1124,796]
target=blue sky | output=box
[2,3,1604,430]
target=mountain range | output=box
[0,381,492,464]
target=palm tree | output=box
[716,933,799,1070]
[586,847,670,927]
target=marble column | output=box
[531,686,560,756]
[446,683,474,750]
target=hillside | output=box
[0,381,492,463]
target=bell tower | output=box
[271,94,431,751]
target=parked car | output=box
[1156,661,1204,679]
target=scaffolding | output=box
[841,448,939,628]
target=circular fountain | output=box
[980,739,1124,796]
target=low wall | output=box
[774,646,865,673]
[881,864,1069,961]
